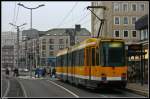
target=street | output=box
[2,73,146,98]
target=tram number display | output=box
[109,42,123,47]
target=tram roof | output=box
[56,37,124,56]
[56,48,68,56]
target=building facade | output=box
[1,31,17,46]
[91,1,149,45]
[1,31,17,69]
[19,26,91,69]
[38,27,91,67]
[135,14,148,84]
[1,45,14,69]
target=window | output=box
[42,39,46,44]
[123,17,128,24]
[131,3,137,11]
[114,30,120,37]
[113,3,120,11]
[49,51,54,56]
[122,3,128,11]
[79,49,84,66]
[100,42,125,66]
[123,30,128,37]
[49,39,54,44]
[132,17,137,24]
[96,48,99,66]
[139,3,145,11]
[42,51,46,57]
[59,45,64,50]
[132,30,137,37]
[49,45,54,50]
[92,48,95,66]
[114,16,120,25]
[42,45,46,50]
[75,51,79,66]
[143,29,148,40]
[86,48,90,66]
[59,39,64,44]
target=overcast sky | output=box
[2,1,91,32]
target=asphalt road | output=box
[1,70,146,98]
[1,72,24,98]
[1,75,9,97]
[17,77,146,98]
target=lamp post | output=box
[18,3,45,77]
[17,3,45,30]
[9,23,27,69]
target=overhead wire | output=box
[57,2,78,27]
[60,6,87,27]
[11,2,17,32]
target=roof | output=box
[44,28,91,36]
[135,14,148,30]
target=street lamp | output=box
[9,23,27,69]
[18,3,45,77]
[17,3,45,30]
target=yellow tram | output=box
[56,37,127,89]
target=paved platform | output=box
[126,83,149,97]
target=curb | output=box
[126,87,148,97]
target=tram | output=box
[56,37,127,89]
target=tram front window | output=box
[101,42,125,66]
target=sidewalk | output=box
[126,83,149,97]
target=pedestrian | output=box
[35,68,40,78]
[35,68,38,78]
[5,68,10,76]
[49,68,51,77]
[52,68,56,78]
[16,68,19,77]
[43,68,46,77]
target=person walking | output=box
[49,68,52,78]
[43,68,46,77]
[35,68,40,78]
[52,68,56,78]
[5,68,10,77]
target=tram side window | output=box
[56,57,57,66]
[56,57,59,67]
[78,50,81,66]
[100,45,104,66]
[63,55,65,66]
[76,51,79,66]
[61,55,64,66]
[75,51,78,66]
[68,53,71,66]
[72,52,75,66]
[86,48,89,66]
[78,49,81,66]
[63,55,66,66]
[92,48,95,66]
[80,49,84,66]
[58,56,60,66]
[96,48,99,65]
